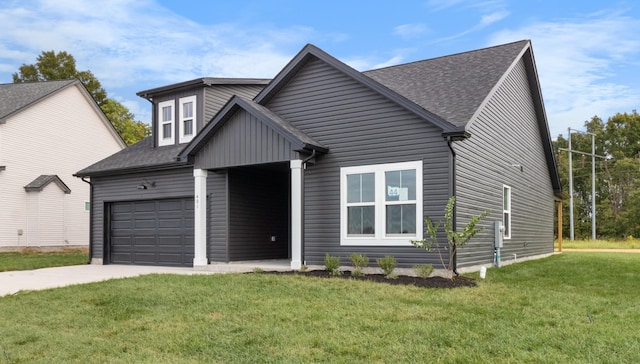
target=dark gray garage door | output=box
[109,198,194,267]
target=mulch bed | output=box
[262,270,477,289]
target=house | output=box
[76,40,561,271]
[0,80,126,250]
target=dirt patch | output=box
[262,270,477,289]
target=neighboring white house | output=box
[0,79,126,250]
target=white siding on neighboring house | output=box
[0,84,124,249]
[26,184,66,245]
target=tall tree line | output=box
[553,111,640,239]
[12,51,149,145]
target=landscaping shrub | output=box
[413,264,434,279]
[376,255,397,279]
[348,253,369,276]
[324,253,342,276]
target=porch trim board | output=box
[193,168,208,266]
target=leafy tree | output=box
[412,196,489,276]
[13,50,148,145]
[101,99,150,146]
[554,112,640,240]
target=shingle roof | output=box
[0,80,78,122]
[75,136,187,177]
[137,77,271,98]
[364,40,529,128]
[24,175,71,194]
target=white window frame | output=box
[503,185,512,239]
[340,161,423,246]
[179,96,196,144]
[158,100,175,147]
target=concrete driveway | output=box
[0,260,292,297]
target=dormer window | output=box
[179,96,196,144]
[158,100,175,146]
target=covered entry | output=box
[227,164,290,261]
[109,198,194,266]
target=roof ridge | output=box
[364,39,529,73]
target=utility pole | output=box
[568,128,574,240]
[559,129,605,240]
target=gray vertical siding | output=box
[207,169,228,262]
[227,165,289,261]
[194,109,300,169]
[266,57,452,268]
[90,167,194,261]
[203,85,265,124]
[454,58,555,267]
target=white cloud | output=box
[393,23,429,38]
[487,12,640,137]
[0,0,311,122]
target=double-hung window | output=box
[158,100,175,146]
[503,185,511,239]
[179,96,196,144]
[341,161,423,245]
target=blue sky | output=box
[0,0,638,138]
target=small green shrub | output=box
[252,267,264,274]
[349,253,369,276]
[413,264,434,279]
[376,255,397,279]
[324,253,342,276]
[299,265,308,272]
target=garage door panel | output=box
[109,198,194,267]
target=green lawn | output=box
[0,249,88,272]
[1,253,639,363]
[556,238,640,250]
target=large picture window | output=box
[341,161,422,245]
[503,185,511,239]
[179,96,196,144]
[158,100,175,146]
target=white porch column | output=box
[193,169,208,267]
[290,160,303,270]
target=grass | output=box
[0,253,639,363]
[556,238,640,250]
[0,249,88,272]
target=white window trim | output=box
[503,185,512,240]
[179,96,196,144]
[340,161,423,246]
[158,100,175,147]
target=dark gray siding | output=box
[204,85,265,123]
[267,58,451,268]
[207,170,228,262]
[227,165,289,261]
[90,167,194,261]
[454,58,555,267]
[194,109,301,169]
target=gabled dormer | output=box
[137,78,270,148]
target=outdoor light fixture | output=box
[136,179,156,190]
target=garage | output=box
[108,198,194,267]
